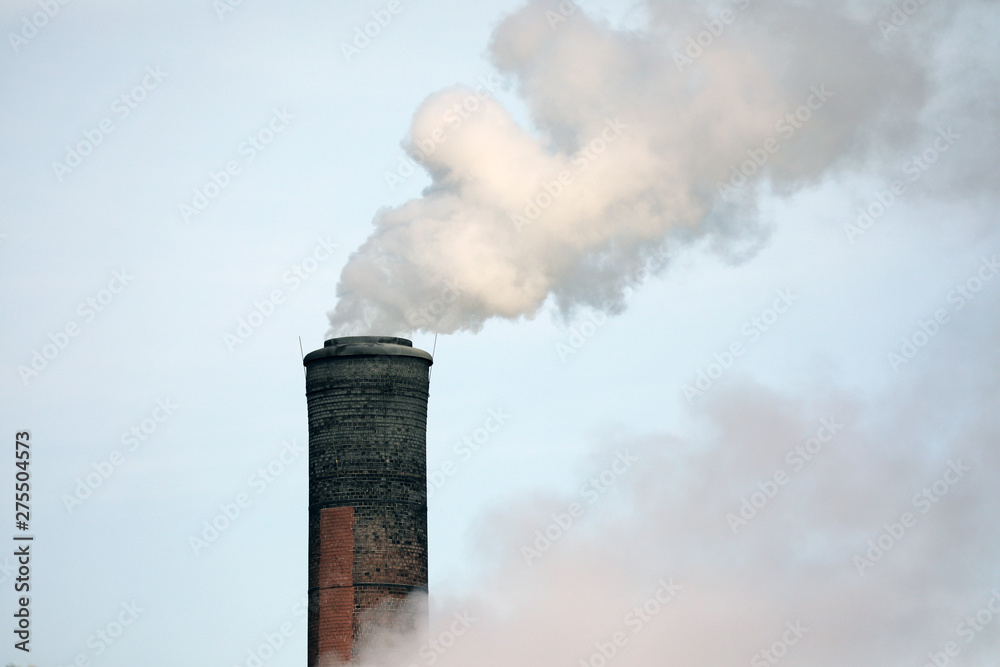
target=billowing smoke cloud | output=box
[313,1,1000,664]
[325,0,963,336]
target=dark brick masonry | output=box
[304,336,432,665]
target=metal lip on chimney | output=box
[303,335,433,365]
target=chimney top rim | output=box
[324,336,412,348]
[304,336,432,366]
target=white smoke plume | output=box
[324,0,993,336]
[313,2,1000,664]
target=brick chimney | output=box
[304,336,431,664]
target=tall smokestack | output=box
[304,336,432,664]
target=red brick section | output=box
[315,507,354,665]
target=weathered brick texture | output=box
[305,336,431,666]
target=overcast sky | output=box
[2,0,999,665]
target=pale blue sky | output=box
[2,1,999,665]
